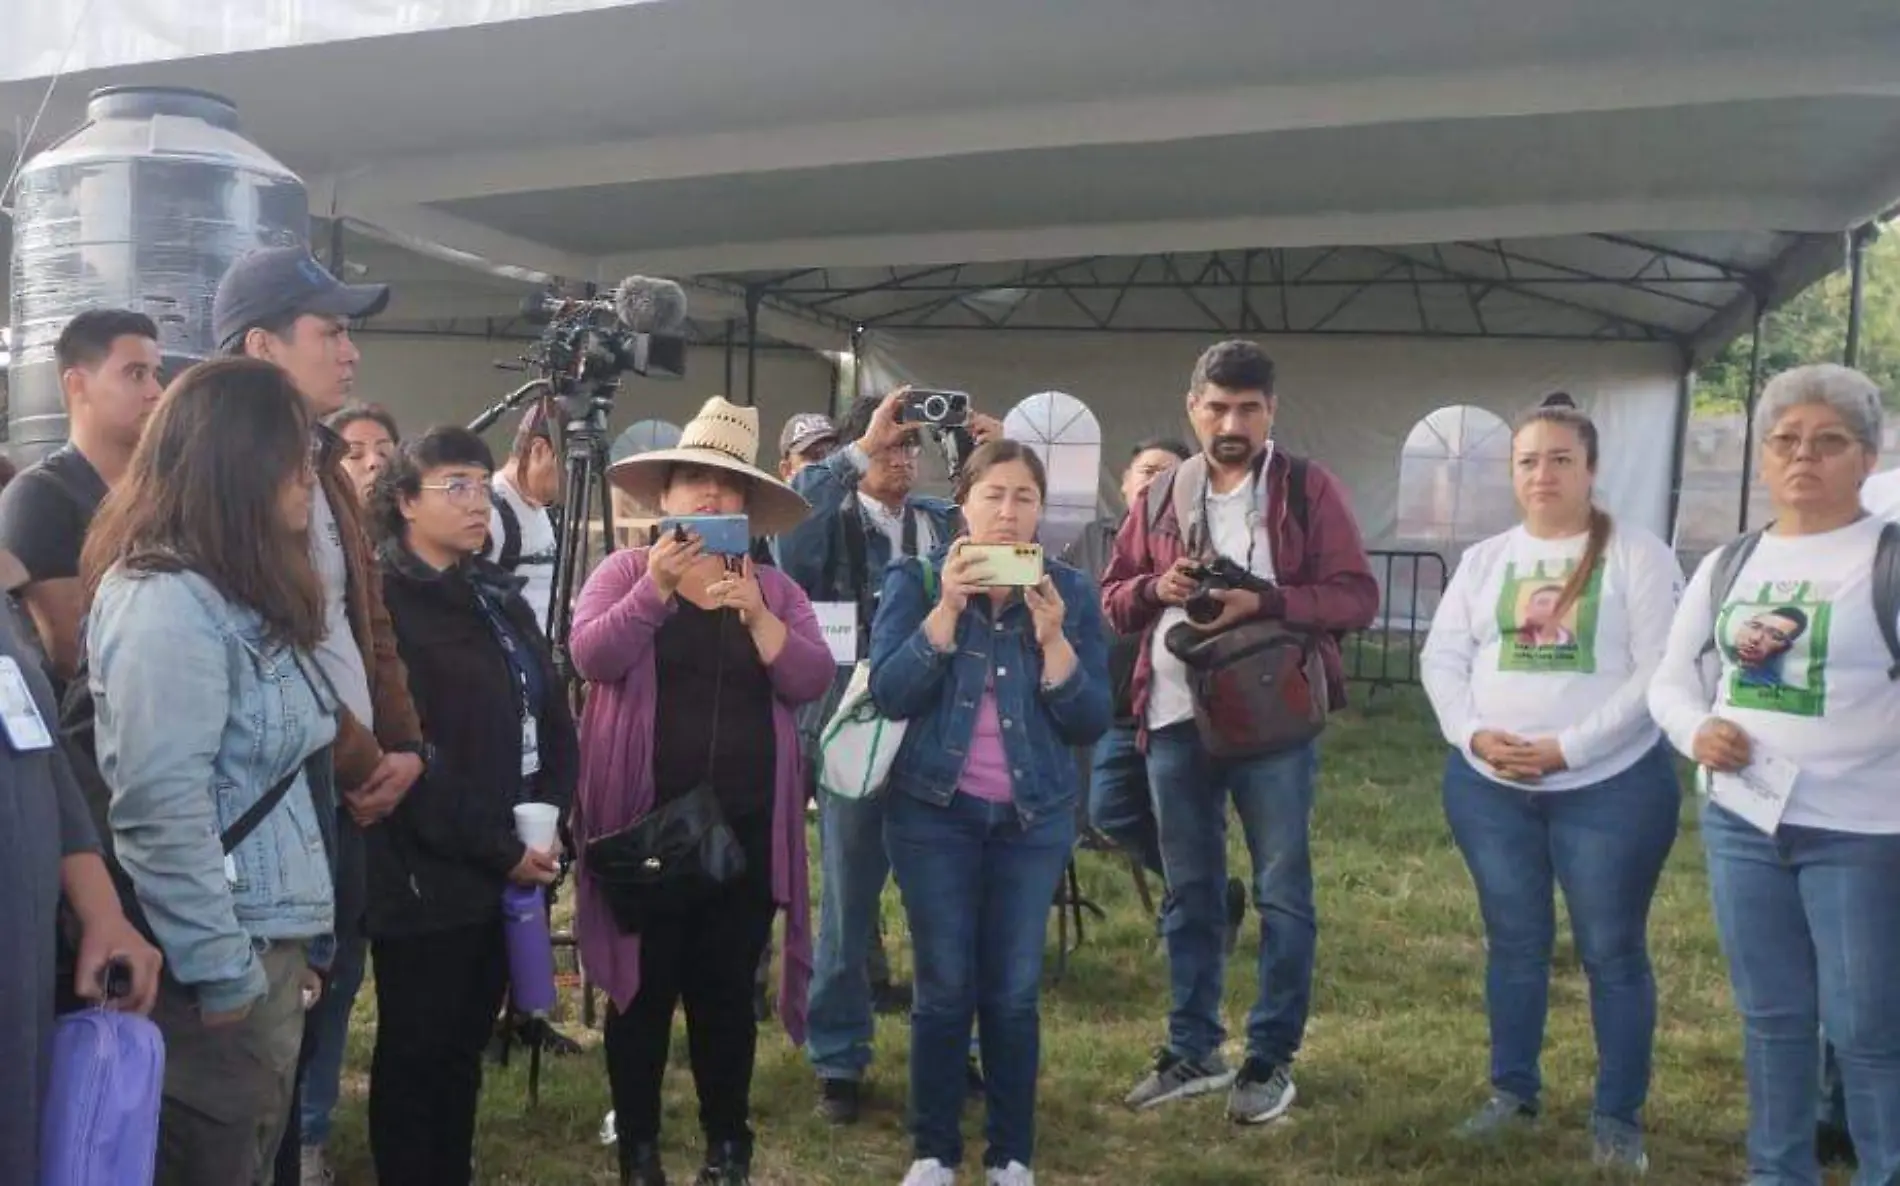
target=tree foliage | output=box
[1696,229,1900,412]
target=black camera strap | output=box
[1195,453,1264,573]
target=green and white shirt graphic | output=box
[1493,557,1604,674]
[1717,579,1833,718]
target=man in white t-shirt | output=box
[1102,340,1379,1127]
[484,401,562,633]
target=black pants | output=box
[604,822,777,1153]
[368,921,510,1186]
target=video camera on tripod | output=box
[517,275,689,386]
[469,274,692,685]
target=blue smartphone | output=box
[658,514,751,556]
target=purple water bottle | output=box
[501,883,558,1015]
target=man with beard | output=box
[1102,340,1377,1126]
[0,310,163,684]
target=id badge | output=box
[521,712,541,777]
[813,601,859,665]
[0,656,54,752]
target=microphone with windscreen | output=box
[613,275,689,336]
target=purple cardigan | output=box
[569,549,832,1041]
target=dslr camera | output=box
[1182,556,1276,625]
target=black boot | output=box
[619,1140,666,1186]
[695,1137,751,1186]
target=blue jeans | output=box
[806,788,893,1081]
[1146,722,1317,1066]
[1702,801,1900,1186]
[886,790,1075,1170]
[299,930,367,1145]
[1088,725,1163,878]
[1441,745,1680,1127]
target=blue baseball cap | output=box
[213,246,390,351]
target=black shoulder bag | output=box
[583,610,747,934]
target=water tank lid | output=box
[86,86,240,131]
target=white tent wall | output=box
[858,330,1682,551]
[347,336,837,458]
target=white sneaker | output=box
[299,1146,334,1186]
[901,1158,958,1186]
[987,1162,1035,1186]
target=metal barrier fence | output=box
[1344,549,1448,690]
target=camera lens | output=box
[922,394,949,422]
[1186,591,1222,625]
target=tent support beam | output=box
[1737,296,1767,534]
[744,287,760,406]
[1845,222,1877,366]
[1665,349,1694,542]
[722,318,736,394]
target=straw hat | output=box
[605,396,812,536]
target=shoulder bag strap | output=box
[220,650,339,854]
[1873,521,1900,679]
[1700,529,1764,660]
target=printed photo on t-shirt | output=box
[1493,558,1603,674]
[1718,581,1832,717]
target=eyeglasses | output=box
[419,478,493,506]
[1763,431,1860,460]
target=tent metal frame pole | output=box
[327,218,345,276]
[848,323,864,417]
[722,318,736,395]
[1665,351,1694,542]
[1845,223,1875,367]
[744,286,761,407]
[1737,297,1767,534]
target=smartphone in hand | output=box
[657,514,751,556]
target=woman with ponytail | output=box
[1420,393,1684,1173]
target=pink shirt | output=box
[960,686,1015,804]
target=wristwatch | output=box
[389,740,436,777]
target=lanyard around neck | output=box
[1197,462,1264,572]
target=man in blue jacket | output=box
[776,388,999,1124]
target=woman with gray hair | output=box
[1649,363,1900,1186]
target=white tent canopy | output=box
[5,0,1899,553]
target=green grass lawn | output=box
[320,689,1814,1184]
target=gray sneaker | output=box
[1454,1092,1539,1139]
[1591,1115,1649,1175]
[1123,1048,1235,1110]
[1227,1058,1297,1125]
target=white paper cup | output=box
[513,802,560,851]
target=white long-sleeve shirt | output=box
[1647,516,1900,835]
[1422,522,1682,791]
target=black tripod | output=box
[469,376,622,1105]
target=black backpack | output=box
[1145,454,1310,555]
[1701,521,1900,679]
[493,488,524,572]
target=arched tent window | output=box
[608,419,684,550]
[611,419,683,463]
[1002,391,1101,560]
[1397,405,1515,548]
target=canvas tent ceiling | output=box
[5,0,1900,556]
[4,0,1898,353]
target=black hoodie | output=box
[365,545,577,938]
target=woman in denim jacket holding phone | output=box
[870,440,1111,1186]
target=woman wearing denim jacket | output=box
[871,441,1111,1186]
[83,359,339,1186]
